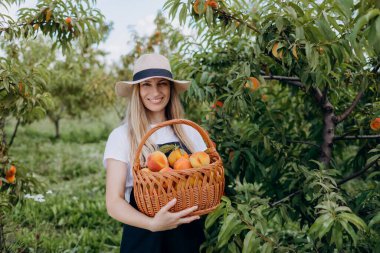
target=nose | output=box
[150,84,160,96]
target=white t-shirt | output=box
[103,122,207,202]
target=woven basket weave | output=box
[132,119,225,217]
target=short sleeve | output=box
[103,125,130,169]
[183,125,207,152]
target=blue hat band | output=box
[133,68,173,81]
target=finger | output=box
[179,215,200,224]
[174,205,198,218]
[160,198,177,212]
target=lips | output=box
[148,97,164,104]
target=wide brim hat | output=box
[115,53,191,97]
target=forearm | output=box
[107,198,153,231]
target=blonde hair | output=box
[124,82,196,166]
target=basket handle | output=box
[133,119,215,171]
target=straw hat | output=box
[115,53,190,97]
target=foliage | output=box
[3,113,121,252]
[0,0,109,251]
[164,0,380,252]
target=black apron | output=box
[120,142,206,253]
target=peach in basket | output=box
[133,119,225,217]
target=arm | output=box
[105,158,200,232]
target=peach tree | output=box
[165,0,380,252]
[0,0,105,250]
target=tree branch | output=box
[8,117,20,148]
[269,156,380,207]
[238,212,275,245]
[333,91,364,124]
[0,6,49,33]
[269,189,302,207]
[259,72,324,103]
[214,9,260,33]
[337,157,380,185]
[286,140,320,149]
[261,75,305,89]
[334,134,380,141]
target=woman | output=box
[103,53,206,253]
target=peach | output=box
[189,151,210,168]
[173,157,192,170]
[6,165,16,177]
[244,77,260,91]
[272,42,283,59]
[211,100,223,109]
[6,175,15,184]
[370,118,380,131]
[168,148,188,167]
[159,167,173,173]
[147,151,169,172]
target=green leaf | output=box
[242,230,256,253]
[331,223,343,249]
[336,0,353,18]
[217,213,246,248]
[316,17,335,41]
[338,212,367,231]
[261,242,273,253]
[178,3,187,26]
[369,212,380,228]
[309,213,331,236]
[317,217,334,239]
[340,220,358,246]
[205,202,225,230]
[366,154,380,166]
[351,9,380,42]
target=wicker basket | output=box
[132,119,225,217]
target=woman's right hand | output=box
[149,198,200,232]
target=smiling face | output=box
[139,77,171,121]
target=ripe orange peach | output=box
[292,45,298,60]
[147,151,169,172]
[272,42,283,60]
[6,175,15,184]
[173,157,192,170]
[159,167,173,173]
[370,118,380,131]
[65,17,72,24]
[207,0,218,9]
[168,148,188,167]
[189,151,210,168]
[6,165,16,177]
[244,77,260,91]
[211,100,223,109]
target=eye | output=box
[141,82,151,87]
[158,82,169,86]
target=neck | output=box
[147,110,167,124]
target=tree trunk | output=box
[54,119,60,139]
[0,117,7,163]
[8,118,20,148]
[319,100,335,166]
[0,117,7,252]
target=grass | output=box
[4,111,124,252]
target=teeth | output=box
[149,98,163,103]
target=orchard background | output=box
[1,0,379,252]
